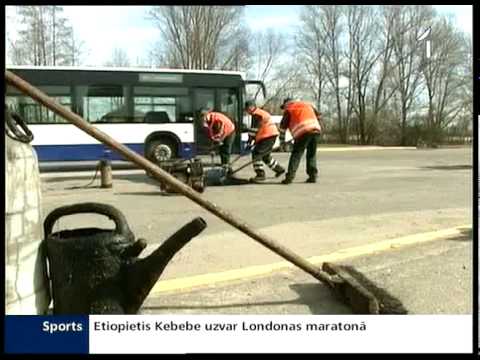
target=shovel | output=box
[5,69,406,314]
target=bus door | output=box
[193,88,215,154]
[216,88,240,153]
[193,87,240,155]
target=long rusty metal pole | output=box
[5,69,336,287]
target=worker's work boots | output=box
[273,164,285,178]
[250,170,266,182]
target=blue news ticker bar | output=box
[5,316,89,354]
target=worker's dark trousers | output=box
[219,132,235,166]
[285,132,320,180]
[252,136,280,173]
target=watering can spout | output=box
[124,217,207,313]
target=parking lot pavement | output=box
[39,147,473,315]
[36,146,421,173]
[141,228,472,315]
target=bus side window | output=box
[6,85,71,124]
[134,96,175,123]
[133,86,190,123]
[218,88,238,123]
[177,96,193,123]
[80,85,128,123]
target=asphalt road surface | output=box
[40,147,473,315]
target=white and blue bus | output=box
[5,66,267,165]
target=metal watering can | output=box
[43,202,206,314]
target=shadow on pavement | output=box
[115,174,158,185]
[116,191,165,196]
[43,176,91,183]
[288,283,353,314]
[142,299,308,312]
[115,174,253,187]
[445,227,472,242]
[419,164,472,171]
[141,283,353,314]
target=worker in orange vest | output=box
[244,100,285,182]
[278,98,324,184]
[200,108,236,171]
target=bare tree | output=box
[322,6,348,142]
[339,6,358,144]
[388,5,433,145]
[261,58,307,114]
[364,5,401,144]
[66,29,85,66]
[147,40,166,67]
[104,48,131,67]
[291,4,471,146]
[7,5,83,66]
[218,24,250,71]
[347,5,387,144]
[148,6,247,70]
[297,5,359,143]
[247,29,286,100]
[458,36,473,124]
[296,6,326,113]
[421,15,471,146]
[9,6,43,65]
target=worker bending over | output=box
[244,100,285,182]
[200,108,236,172]
[279,98,324,184]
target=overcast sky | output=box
[5,5,473,66]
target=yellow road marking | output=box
[149,225,471,295]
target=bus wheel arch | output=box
[144,132,179,164]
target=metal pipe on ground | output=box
[5,70,406,314]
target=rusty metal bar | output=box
[5,69,335,288]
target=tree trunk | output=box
[400,102,407,146]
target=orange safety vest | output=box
[206,112,235,141]
[283,101,321,139]
[251,108,279,143]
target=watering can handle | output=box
[44,202,133,239]
[5,107,34,144]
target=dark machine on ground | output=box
[157,158,206,193]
